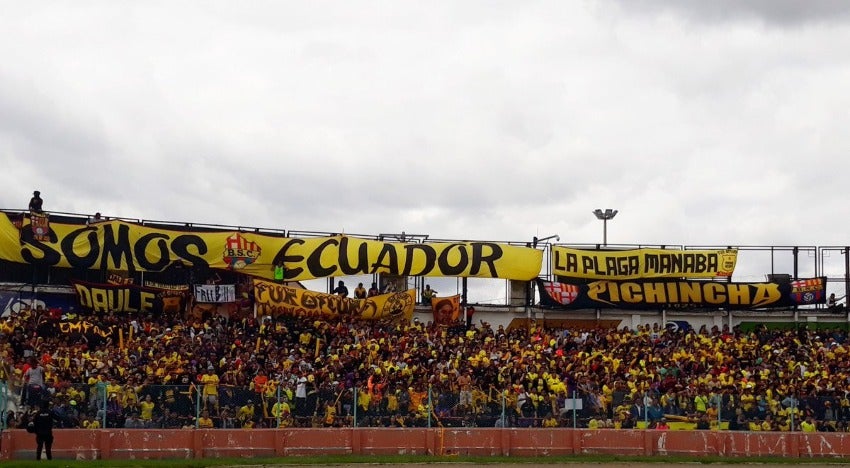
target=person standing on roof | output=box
[28,191,43,213]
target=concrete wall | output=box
[5,428,850,460]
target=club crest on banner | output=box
[223,233,261,270]
[383,291,414,318]
[790,277,825,305]
[31,213,50,242]
[545,282,579,305]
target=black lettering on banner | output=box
[267,284,282,303]
[19,228,61,266]
[100,224,134,273]
[254,282,269,303]
[663,254,674,273]
[306,238,338,278]
[629,255,640,275]
[171,235,209,268]
[302,292,317,310]
[280,286,298,306]
[644,254,658,274]
[470,243,502,277]
[62,227,100,269]
[663,254,688,274]
[273,239,305,280]
[338,237,369,275]
[565,253,577,273]
[581,255,595,275]
[605,257,618,276]
[663,254,675,273]
[605,255,639,277]
[372,244,400,275]
[401,244,437,276]
[683,254,694,272]
[437,244,468,276]
[645,252,723,275]
[360,299,379,317]
[692,254,703,273]
[322,294,336,314]
[552,250,575,275]
[135,233,171,271]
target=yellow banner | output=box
[253,278,415,321]
[0,213,543,281]
[551,247,737,280]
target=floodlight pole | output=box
[593,209,618,246]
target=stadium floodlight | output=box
[592,209,618,246]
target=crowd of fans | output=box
[1,302,850,433]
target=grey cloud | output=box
[611,0,850,26]
[2,2,850,253]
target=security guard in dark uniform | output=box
[32,401,55,460]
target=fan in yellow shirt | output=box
[198,410,214,429]
[800,417,817,432]
[238,401,256,425]
[139,394,156,425]
[271,399,291,427]
[201,367,220,414]
[323,402,337,427]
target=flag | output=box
[790,277,825,305]
[544,282,579,305]
[31,212,50,242]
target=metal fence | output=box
[2,380,845,432]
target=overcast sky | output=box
[2,1,850,294]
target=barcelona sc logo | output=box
[545,282,579,305]
[790,278,824,305]
[223,233,261,270]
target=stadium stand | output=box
[2,303,849,433]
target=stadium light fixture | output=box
[592,209,618,246]
[532,234,560,248]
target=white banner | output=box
[193,284,237,303]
